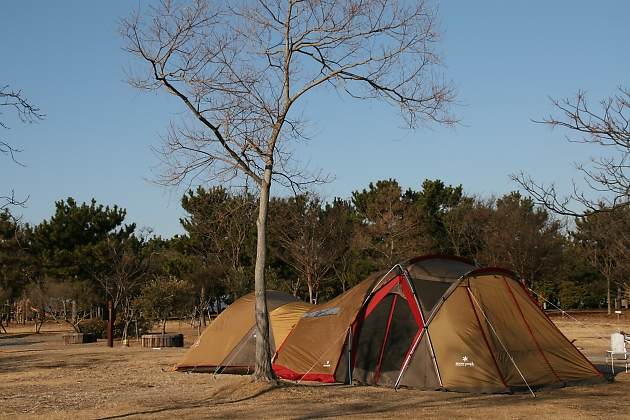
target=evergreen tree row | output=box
[1,179,627,334]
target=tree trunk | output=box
[308,277,314,305]
[253,166,276,382]
[71,299,77,325]
[35,314,43,333]
[607,276,611,315]
[122,320,129,342]
[199,286,206,327]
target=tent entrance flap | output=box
[351,278,423,385]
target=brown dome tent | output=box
[173,290,312,373]
[273,255,604,393]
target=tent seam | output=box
[501,276,562,382]
[468,287,535,397]
[465,285,509,389]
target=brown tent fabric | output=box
[270,302,314,351]
[428,282,511,393]
[173,290,310,373]
[273,255,605,393]
[272,271,389,381]
[427,272,604,392]
[273,256,474,382]
[470,274,600,384]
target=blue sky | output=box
[2,1,628,238]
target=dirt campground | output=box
[0,311,629,420]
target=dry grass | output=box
[0,311,628,420]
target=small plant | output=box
[79,319,108,338]
[79,316,153,339]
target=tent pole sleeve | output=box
[425,328,442,388]
[468,286,535,397]
[395,271,442,389]
[466,286,509,388]
[362,264,403,306]
[501,276,562,382]
[394,328,424,389]
[375,294,398,383]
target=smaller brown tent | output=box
[173,290,312,373]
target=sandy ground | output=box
[0,311,628,420]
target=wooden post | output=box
[107,301,114,348]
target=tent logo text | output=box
[455,356,475,367]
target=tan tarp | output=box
[173,290,309,372]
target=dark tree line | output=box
[0,177,627,336]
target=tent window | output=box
[301,307,340,318]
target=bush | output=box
[79,317,154,339]
[79,319,108,338]
[115,316,154,338]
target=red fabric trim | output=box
[501,276,561,382]
[395,274,428,382]
[363,277,400,318]
[406,254,475,266]
[374,294,398,383]
[466,287,508,388]
[350,277,400,370]
[397,327,425,378]
[468,266,516,278]
[272,363,336,383]
[175,364,251,369]
[399,276,424,327]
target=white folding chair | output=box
[605,332,629,374]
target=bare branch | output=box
[513,87,630,216]
[1,84,43,212]
[118,0,458,381]
[119,0,458,192]
[0,84,45,129]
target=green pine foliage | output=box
[0,181,621,327]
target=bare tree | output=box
[24,278,53,334]
[1,85,44,212]
[439,194,489,260]
[119,0,457,381]
[269,194,351,304]
[512,88,630,216]
[573,207,630,314]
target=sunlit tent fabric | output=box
[173,290,312,373]
[273,255,604,393]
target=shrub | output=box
[79,319,108,338]
[79,316,154,339]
